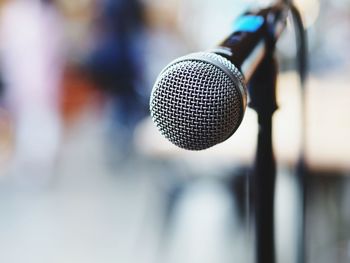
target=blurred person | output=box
[86,0,147,162]
[0,0,65,185]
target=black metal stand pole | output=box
[248,48,278,263]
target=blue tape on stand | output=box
[233,15,264,32]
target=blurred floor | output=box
[0,108,166,263]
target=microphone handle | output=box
[209,4,287,82]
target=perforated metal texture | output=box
[150,52,246,150]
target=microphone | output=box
[150,5,287,150]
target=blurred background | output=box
[0,0,349,262]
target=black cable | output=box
[290,4,308,263]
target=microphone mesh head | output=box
[150,52,246,150]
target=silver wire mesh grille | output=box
[150,52,246,150]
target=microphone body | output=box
[150,5,287,150]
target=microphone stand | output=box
[247,3,307,263]
[248,26,278,263]
[249,53,278,263]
